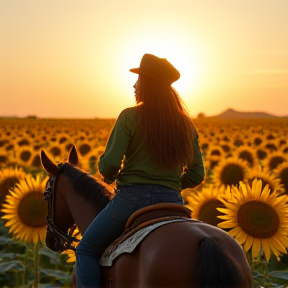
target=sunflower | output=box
[255,145,268,162]
[0,167,27,207]
[282,145,288,154]
[76,141,93,157]
[233,136,246,147]
[218,179,288,262]
[264,140,278,153]
[246,166,284,195]
[187,185,227,226]
[206,145,225,159]
[14,146,37,167]
[233,145,258,168]
[62,227,82,263]
[252,135,263,146]
[0,148,10,167]
[218,141,233,155]
[211,157,251,188]
[262,151,287,171]
[1,174,49,243]
[48,144,65,162]
[274,162,288,195]
[205,155,221,172]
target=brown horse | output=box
[41,146,253,288]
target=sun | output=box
[118,29,206,103]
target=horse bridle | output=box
[44,163,79,252]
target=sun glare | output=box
[117,30,206,102]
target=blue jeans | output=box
[76,184,183,288]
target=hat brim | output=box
[129,68,140,74]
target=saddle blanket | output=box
[99,219,184,266]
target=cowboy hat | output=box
[129,54,180,84]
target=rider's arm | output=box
[98,109,131,182]
[180,132,205,189]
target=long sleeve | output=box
[180,132,205,189]
[98,110,131,181]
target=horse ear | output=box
[41,150,59,175]
[68,145,79,165]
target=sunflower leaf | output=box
[0,236,13,245]
[269,271,288,280]
[38,246,66,265]
[0,260,25,272]
[39,268,70,281]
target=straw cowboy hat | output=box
[129,54,180,84]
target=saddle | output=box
[126,202,192,230]
[100,202,192,266]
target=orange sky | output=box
[0,0,287,118]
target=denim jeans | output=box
[76,184,183,288]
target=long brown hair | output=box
[137,74,196,170]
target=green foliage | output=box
[0,220,74,288]
[247,251,288,288]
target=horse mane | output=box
[59,163,114,213]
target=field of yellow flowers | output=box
[0,117,288,287]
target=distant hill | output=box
[209,108,287,119]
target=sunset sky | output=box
[1,0,287,119]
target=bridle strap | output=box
[46,218,79,252]
[44,163,80,252]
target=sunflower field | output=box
[0,116,288,287]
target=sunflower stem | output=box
[33,241,40,288]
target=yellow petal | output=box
[261,239,271,262]
[218,220,237,229]
[243,235,254,252]
[269,237,287,254]
[236,230,248,246]
[252,238,261,258]
[229,227,243,238]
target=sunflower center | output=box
[20,150,32,162]
[198,200,225,226]
[220,164,244,186]
[211,149,221,156]
[50,147,61,156]
[18,192,47,227]
[257,149,267,160]
[269,156,285,170]
[239,151,254,167]
[238,201,279,238]
[79,144,91,156]
[253,138,262,146]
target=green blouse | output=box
[98,106,204,192]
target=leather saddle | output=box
[126,202,192,230]
[101,202,192,265]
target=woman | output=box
[76,53,205,288]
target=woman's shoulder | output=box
[115,106,140,132]
[118,106,139,119]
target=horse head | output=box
[41,145,80,252]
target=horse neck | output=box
[56,174,101,235]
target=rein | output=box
[44,163,79,252]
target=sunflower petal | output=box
[252,238,261,258]
[243,235,254,252]
[261,239,271,262]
